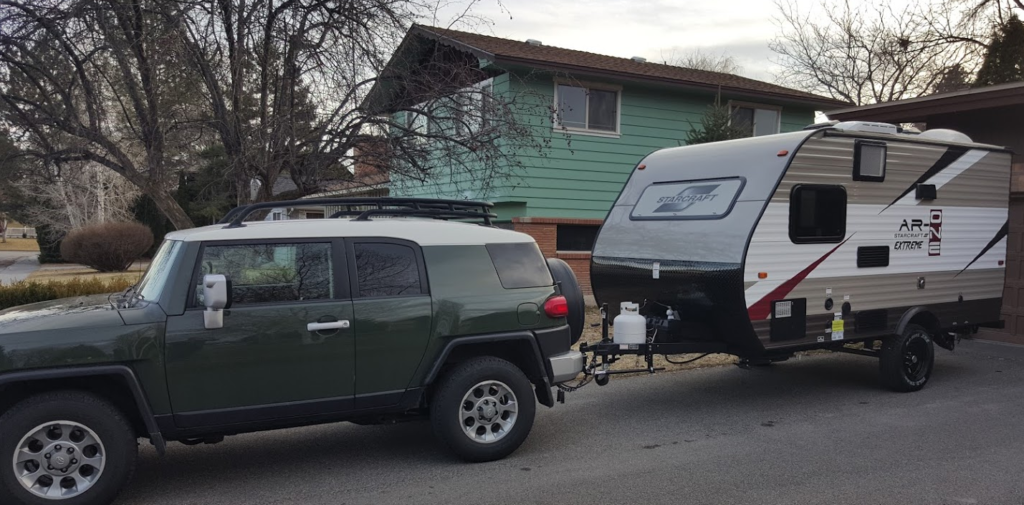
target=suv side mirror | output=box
[203,274,232,329]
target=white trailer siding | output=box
[744,133,1010,347]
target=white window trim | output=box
[407,78,495,139]
[457,78,494,138]
[727,101,782,137]
[553,79,622,138]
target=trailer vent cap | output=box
[833,121,898,135]
[918,129,972,144]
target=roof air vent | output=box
[525,39,543,46]
[918,129,973,143]
[631,56,647,63]
[833,121,898,135]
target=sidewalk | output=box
[0,252,41,285]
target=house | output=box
[264,139,392,221]
[365,25,848,292]
[827,81,1024,342]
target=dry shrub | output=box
[60,222,154,272]
[0,277,135,310]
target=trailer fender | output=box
[895,308,951,349]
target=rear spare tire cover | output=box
[546,258,585,345]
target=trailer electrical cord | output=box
[662,353,710,365]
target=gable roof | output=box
[410,25,848,108]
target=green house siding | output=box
[395,70,817,221]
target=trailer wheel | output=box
[546,258,585,345]
[879,324,934,392]
[431,357,536,462]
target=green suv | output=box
[0,198,586,505]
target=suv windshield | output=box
[135,239,184,304]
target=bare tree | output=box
[0,0,202,229]
[770,0,988,105]
[163,0,542,204]
[0,0,543,230]
[18,163,141,234]
[662,48,742,74]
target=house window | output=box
[730,103,780,137]
[458,79,493,136]
[854,140,886,182]
[789,185,847,243]
[555,83,619,134]
[556,225,599,252]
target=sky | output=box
[427,0,808,83]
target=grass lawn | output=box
[26,261,148,284]
[0,238,40,252]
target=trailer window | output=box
[789,185,847,243]
[854,140,886,182]
[630,177,745,220]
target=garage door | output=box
[1001,196,1024,336]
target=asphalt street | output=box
[116,339,1024,505]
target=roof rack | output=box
[218,197,497,228]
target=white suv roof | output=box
[164,218,535,246]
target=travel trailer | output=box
[586,122,1011,391]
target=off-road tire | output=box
[0,391,138,505]
[431,357,536,462]
[546,258,585,345]
[880,324,935,392]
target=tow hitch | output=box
[567,304,728,389]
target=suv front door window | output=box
[164,239,355,425]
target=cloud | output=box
[427,0,790,82]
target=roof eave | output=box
[410,25,496,62]
[827,82,1024,122]
[492,55,850,109]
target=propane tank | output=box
[613,302,647,344]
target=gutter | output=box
[491,55,851,109]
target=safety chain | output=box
[556,351,600,392]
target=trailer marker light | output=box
[544,296,569,318]
[777,150,789,157]
[637,164,646,170]
[999,260,1005,266]
[758,272,768,279]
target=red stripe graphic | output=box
[747,237,851,320]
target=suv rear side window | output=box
[354,243,423,297]
[486,242,553,289]
[196,242,333,305]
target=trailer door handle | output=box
[307,320,350,332]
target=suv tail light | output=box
[543,295,569,318]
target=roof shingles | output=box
[416,25,848,107]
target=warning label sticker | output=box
[831,317,845,341]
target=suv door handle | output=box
[307,320,350,332]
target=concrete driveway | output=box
[116,339,1024,505]
[0,251,39,284]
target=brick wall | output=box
[512,217,603,295]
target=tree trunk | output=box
[149,190,195,230]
